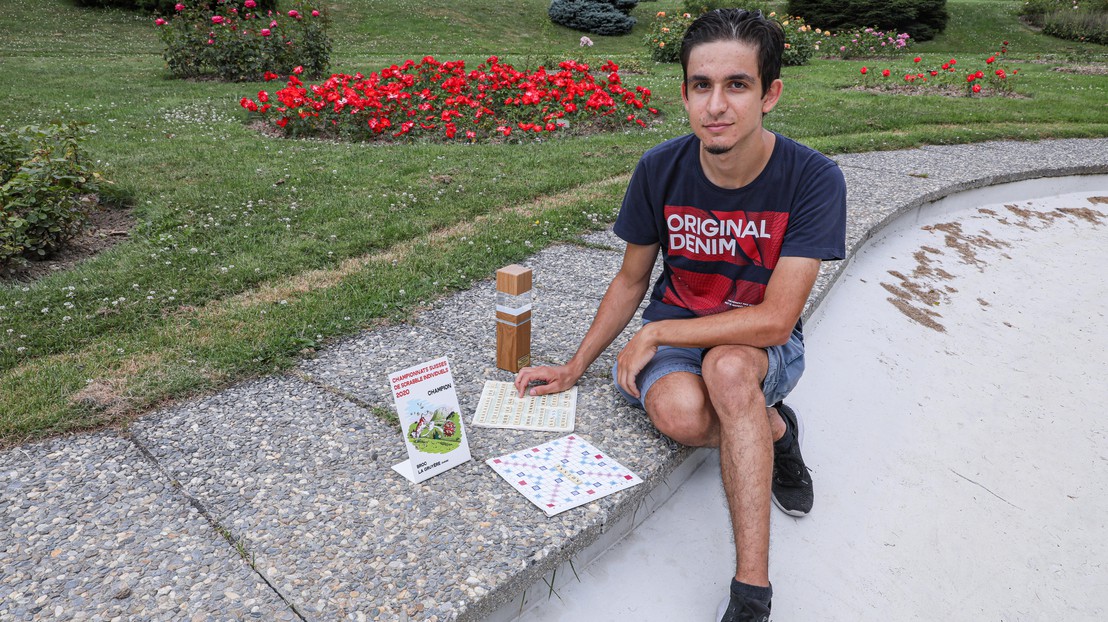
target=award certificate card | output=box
[472,380,576,433]
[486,435,642,517]
[388,356,472,483]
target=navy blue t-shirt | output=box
[614,132,847,324]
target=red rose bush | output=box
[241,56,661,142]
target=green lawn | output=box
[1,0,1105,446]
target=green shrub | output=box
[1,123,103,271]
[786,0,948,41]
[683,0,770,16]
[643,10,694,62]
[777,15,822,66]
[643,10,820,66]
[155,0,331,81]
[549,0,639,36]
[1042,6,1108,44]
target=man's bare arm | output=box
[514,242,659,397]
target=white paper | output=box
[472,380,576,432]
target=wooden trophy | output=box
[496,264,532,373]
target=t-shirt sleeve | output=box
[779,158,847,261]
[613,158,661,246]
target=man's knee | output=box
[644,373,718,447]
[701,345,767,409]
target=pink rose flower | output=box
[211,15,224,24]
[288,10,299,18]
[244,0,256,7]
[311,10,319,17]
[174,3,184,11]
[260,28,271,36]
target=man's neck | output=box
[699,129,776,190]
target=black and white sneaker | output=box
[771,402,813,517]
[716,592,771,622]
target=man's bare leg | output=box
[701,345,773,586]
[642,355,785,586]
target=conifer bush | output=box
[786,0,948,41]
[549,0,639,36]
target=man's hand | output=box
[615,322,660,400]
[514,364,581,398]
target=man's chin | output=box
[705,144,733,155]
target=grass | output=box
[1,0,1106,446]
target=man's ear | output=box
[681,80,688,103]
[761,78,783,114]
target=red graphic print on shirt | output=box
[661,205,789,316]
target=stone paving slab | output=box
[0,434,298,622]
[130,373,685,621]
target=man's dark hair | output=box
[679,9,785,97]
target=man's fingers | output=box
[526,381,560,397]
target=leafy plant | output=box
[683,0,770,16]
[643,10,694,62]
[155,0,331,81]
[1,123,103,271]
[777,14,823,66]
[1042,5,1108,44]
[78,0,277,11]
[643,10,822,66]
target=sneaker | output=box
[771,402,813,517]
[716,592,771,622]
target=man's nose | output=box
[707,87,727,115]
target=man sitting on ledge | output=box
[514,9,846,621]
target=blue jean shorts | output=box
[612,326,806,409]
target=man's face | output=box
[682,39,781,156]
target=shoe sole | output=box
[772,402,809,518]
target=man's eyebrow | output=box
[687,72,757,83]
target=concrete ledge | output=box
[1,139,1105,622]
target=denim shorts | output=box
[612,326,806,409]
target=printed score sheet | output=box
[471,380,576,433]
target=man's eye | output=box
[730,81,746,89]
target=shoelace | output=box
[773,452,810,487]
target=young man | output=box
[514,9,846,621]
